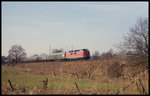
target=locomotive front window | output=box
[83,49,89,52]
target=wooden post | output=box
[8,79,15,91]
[42,78,48,90]
[116,81,135,94]
[74,82,80,92]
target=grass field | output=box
[1,59,149,94]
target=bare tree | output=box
[2,56,8,64]
[117,17,148,58]
[8,45,26,64]
[52,48,63,53]
[100,49,114,60]
[116,17,148,68]
[107,48,114,59]
[126,17,148,57]
[92,50,100,60]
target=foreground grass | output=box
[1,65,147,94]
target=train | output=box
[23,49,90,62]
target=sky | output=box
[2,2,148,57]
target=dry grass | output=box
[2,58,149,94]
[14,58,123,79]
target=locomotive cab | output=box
[65,49,90,60]
[83,49,90,59]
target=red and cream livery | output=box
[65,49,90,60]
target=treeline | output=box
[91,49,119,60]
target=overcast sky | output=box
[2,2,148,57]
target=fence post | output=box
[42,78,48,90]
[74,82,80,92]
[8,79,15,91]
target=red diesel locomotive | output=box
[65,49,90,60]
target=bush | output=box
[107,62,123,78]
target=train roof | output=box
[50,52,65,55]
[67,49,89,52]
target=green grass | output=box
[2,66,23,73]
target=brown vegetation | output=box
[14,58,122,80]
[13,57,148,82]
[2,58,149,94]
